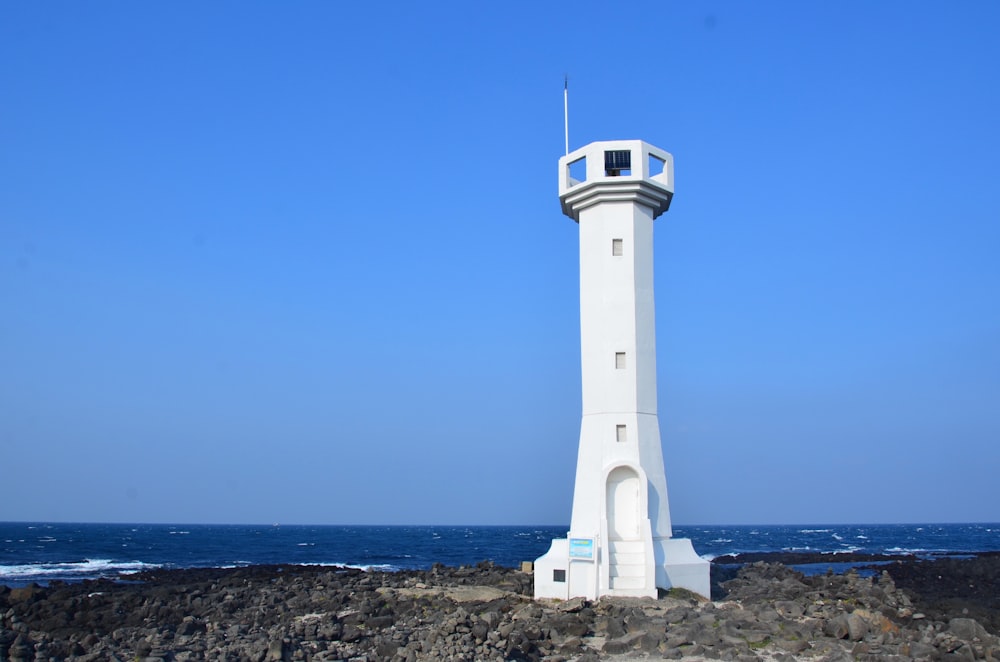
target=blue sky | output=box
[2,2,998,526]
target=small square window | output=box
[553,569,566,582]
[612,238,623,256]
[615,352,626,369]
[616,425,627,443]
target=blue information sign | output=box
[569,538,594,559]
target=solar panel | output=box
[604,150,631,175]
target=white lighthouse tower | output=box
[534,140,710,600]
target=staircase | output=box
[607,539,646,593]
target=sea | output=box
[2,522,998,588]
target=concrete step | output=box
[610,552,644,565]
[609,575,645,590]
[609,538,648,591]
[610,563,645,577]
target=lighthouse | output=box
[534,140,710,600]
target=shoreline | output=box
[1,553,998,660]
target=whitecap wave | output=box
[0,559,159,582]
[799,529,831,534]
[295,562,399,572]
[343,563,398,572]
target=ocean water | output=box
[1,522,998,587]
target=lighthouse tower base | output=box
[533,535,709,600]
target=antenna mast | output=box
[563,75,569,155]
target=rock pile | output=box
[885,551,1000,635]
[1,559,997,661]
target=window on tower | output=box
[616,425,627,443]
[615,352,626,369]
[612,238,623,256]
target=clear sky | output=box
[2,2,998,526]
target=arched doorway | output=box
[605,465,647,593]
[606,466,640,540]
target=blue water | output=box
[2,522,998,587]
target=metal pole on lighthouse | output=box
[563,75,570,156]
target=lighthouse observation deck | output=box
[558,140,674,222]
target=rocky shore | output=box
[1,553,998,661]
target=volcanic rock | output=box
[0,555,997,660]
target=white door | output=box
[606,467,640,539]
